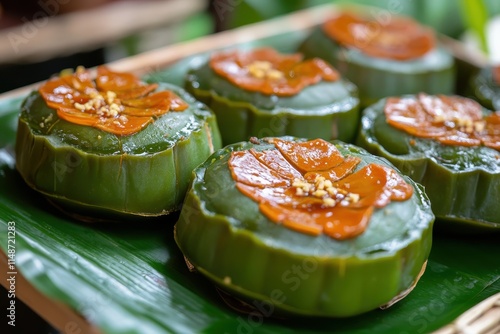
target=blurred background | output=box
[0,0,500,94]
[1,0,500,332]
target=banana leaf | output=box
[0,29,499,334]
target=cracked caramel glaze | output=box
[385,94,500,151]
[229,138,413,240]
[323,12,435,60]
[209,47,339,96]
[39,66,188,136]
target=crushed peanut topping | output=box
[39,66,189,136]
[385,93,500,150]
[247,61,284,80]
[228,138,414,240]
[292,175,360,208]
[106,90,117,104]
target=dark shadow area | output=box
[0,49,105,94]
[1,285,58,334]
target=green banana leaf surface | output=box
[0,30,499,334]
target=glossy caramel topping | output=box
[39,66,188,136]
[209,47,339,96]
[228,138,413,240]
[385,93,500,150]
[323,12,435,60]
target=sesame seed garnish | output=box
[72,79,82,89]
[335,193,345,201]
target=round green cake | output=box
[357,94,500,231]
[298,12,455,107]
[184,47,360,145]
[175,137,434,317]
[15,66,222,221]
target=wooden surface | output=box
[1,251,101,334]
[0,3,336,101]
[0,0,205,64]
[434,292,500,334]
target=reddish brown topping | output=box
[493,65,500,85]
[39,66,188,136]
[209,47,339,96]
[323,12,435,60]
[228,138,413,240]
[385,93,500,150]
